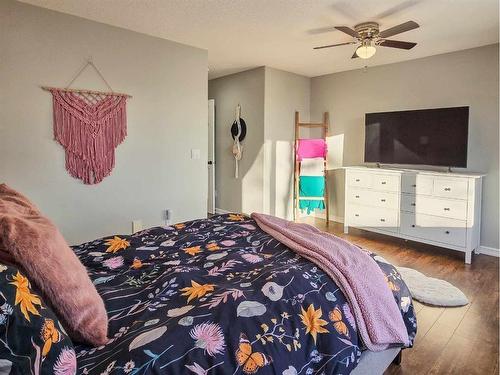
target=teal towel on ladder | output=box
[299,199,325,214]
[299,176,325,214]
[299,176,325,196]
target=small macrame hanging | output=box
[42,58,131,184]
[230,104,246,179]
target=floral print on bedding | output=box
[73,214,416,374]
[0,264,76,375]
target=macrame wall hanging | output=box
[230,104,247,179]
[42,58,132,184]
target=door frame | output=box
[208,99,216,214]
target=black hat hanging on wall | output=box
[231,104,246,178]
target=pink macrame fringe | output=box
[50,89,127,184]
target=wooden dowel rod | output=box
[41,86,132,98]
[299,122,326,128]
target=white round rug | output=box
[396,266,469,307]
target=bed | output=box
[70,213,416,374]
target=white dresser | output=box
[344,166,484,263]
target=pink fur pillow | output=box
[0,184,108,346]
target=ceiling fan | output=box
[314,20,419,59]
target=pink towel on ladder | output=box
[251,213,410,351]
[296,139,327,161]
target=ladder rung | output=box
[296,159,326,163]
[298,196,325,201]
[298,123,327,128]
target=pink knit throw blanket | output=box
[251,213,410,351]
[49,89,127,184]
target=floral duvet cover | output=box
[73,214,416,375]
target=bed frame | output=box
[352,348,401,374]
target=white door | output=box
[208,99,216,214]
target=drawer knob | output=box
[380,199,386,202]
[411,224,416,228]
[445,230,450,234]
[444,187,451,191]
[381,181,387,185]
[411,184,416,187]
[380,218,386,222]
[355,214,359,217]
[355,195,360,198]
[444,207,450,211]
[355,179,360,182]
[411,203,416,206]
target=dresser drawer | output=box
[400,212,466,247]
[402,174,433,195]
[401,194,416,212]
[347,204,399,229]
[432,178,468,200]
[372,174,400,192]
[347,171,373,188]
[416,176,434,195]
[415,196,468,220]
[348,189,399,209]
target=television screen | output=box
[364,107,469,167]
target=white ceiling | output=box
[21,0,499,79]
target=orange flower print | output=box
[228,214,245,221]
[10,271,41,321]
[206,243,220,251]
[181,281,215,302]
[184,246,202,256]
[299,304,329,343]
[174,223,186,230]
[105,236,130,253]
[132,258,143,269]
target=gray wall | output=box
[0,0,208,244]
[208,67,266,214]
[208,67,310,217]
[311,44,499,249]
[264,67,310,219]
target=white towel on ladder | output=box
[300,158,324,176]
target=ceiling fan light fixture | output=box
[356,41,376,59]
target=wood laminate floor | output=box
[303,218,499,375]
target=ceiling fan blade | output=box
[379,21,419,38]
[313,41,356,50]
[335,26,359,38]
[379,39,417,49]
[351,51,359,59]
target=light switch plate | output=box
[191,149,201,160]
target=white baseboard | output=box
[215,208,232,214]
[477,245,500,258]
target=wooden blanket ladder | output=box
[293,111,330,224]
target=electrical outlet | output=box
[164,209,172,225]
[132,220,143,233]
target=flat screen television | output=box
[364,106,469,168]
